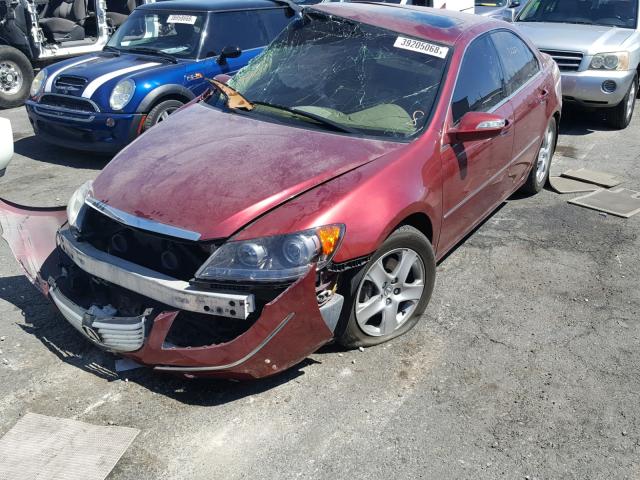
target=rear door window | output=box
[491,31,539,94]
[451,34,506,124]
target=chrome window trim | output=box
[85,197,202,241]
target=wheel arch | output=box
[137,84,195,113]
[395,212,434,245]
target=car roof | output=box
[311,2,498,46]
[139,0,290,13]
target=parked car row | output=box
[0,2,566,378]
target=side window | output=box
[451,34,505,124]
[258,8,293,39]
[491,31,540,94]
[204,8,290,56]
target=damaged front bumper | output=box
[0,198,343,379]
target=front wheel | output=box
[519,116,556,195]
[337,225,436,348]
[142,99,184,131]
[608,75,637,130]
[0,46,34,109]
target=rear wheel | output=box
[337,225,436,348]
[608,75,637,130]
[0,46,34,109]
[143,99,184,131]
[519,116,556,195]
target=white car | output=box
[0,118,13,176]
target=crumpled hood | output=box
[92,103,406,240]
[514,22,635,54]
[44,54,174,100]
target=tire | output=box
[142,99,184,131]
[519,116,556,195]
[337,225,436,349]
[0,46,34,109]
[608,75,637,130]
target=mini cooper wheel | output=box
[337,225,436,348]
[608,74,637,130]
[143,99,185,131]
[0,46,34,109]
[520,116,556,195]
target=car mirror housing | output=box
[446,112,508,143]
[502,7,517,22]
[217,45,242,65]
[0,118,14,177]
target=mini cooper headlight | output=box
[589,52,629,71]
[30,69,47,97]
[195,224,345,282]
[67,180,93,230]
[109,79,135,110]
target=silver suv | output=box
[515,0,639,129]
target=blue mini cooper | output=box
[25,0,298,153]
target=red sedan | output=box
[0,3,561,378]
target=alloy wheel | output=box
[0,61,23,95]
[156,107,179,124]
[355,248,425,337]
[626,80,636,124]
[536,122,555,184]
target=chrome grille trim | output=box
[540,49,584,72]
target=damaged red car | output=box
[0,3,561,379]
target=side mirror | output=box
[0,118,14,177]
[212,73,231,85]
[502,7,518,22]
[217,45,242,65]
[446,112,508,143]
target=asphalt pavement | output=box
[0,103,639,479]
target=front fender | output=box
[137,84,196,113]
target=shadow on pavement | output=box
[559,104,618,136]
[13,136,112,169]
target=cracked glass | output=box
[205,10,449,140]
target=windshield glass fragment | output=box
[206,11,449,139]
[107,11,206,59]
[519,0,638,29]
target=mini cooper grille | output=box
[540,49,583,72]
[80,207,217,281]
[54,75,88,89]
[39,94,99,113]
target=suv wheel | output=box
[143,99,185,131]
[608,75,637,130]
[0,46,34,109]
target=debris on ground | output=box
[569,188,640,218]
[561,168,623,188]
[549,176,600,194]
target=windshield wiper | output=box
[125,47,178,63]
[208,79,255,111]
[252,101,357,134]
[103,45,121,56]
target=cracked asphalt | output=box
[0,102,639,479]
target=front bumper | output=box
[0,199,342,379]
[25,100,143,153]
[561,69,636,107]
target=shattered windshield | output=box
[518,0,638,28]
[107,11,205,59]
[205,11,449,139]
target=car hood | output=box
[514,22,636,54]
[92,103,406,240]
[45,54,175,100]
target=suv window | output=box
[204,8,290,55]
[491,31,539,93]
[451,34,505,124]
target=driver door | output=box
[438,33,514,254]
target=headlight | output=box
[109,79,135,110]
[30,70,47,97]
[195,224,345,282]
[67,181,93,230]
[589,52,629,71]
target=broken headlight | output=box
[67,180,93,229]
[195,225,344,282]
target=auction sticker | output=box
[394,37,449,59]
[167,14,197,24]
